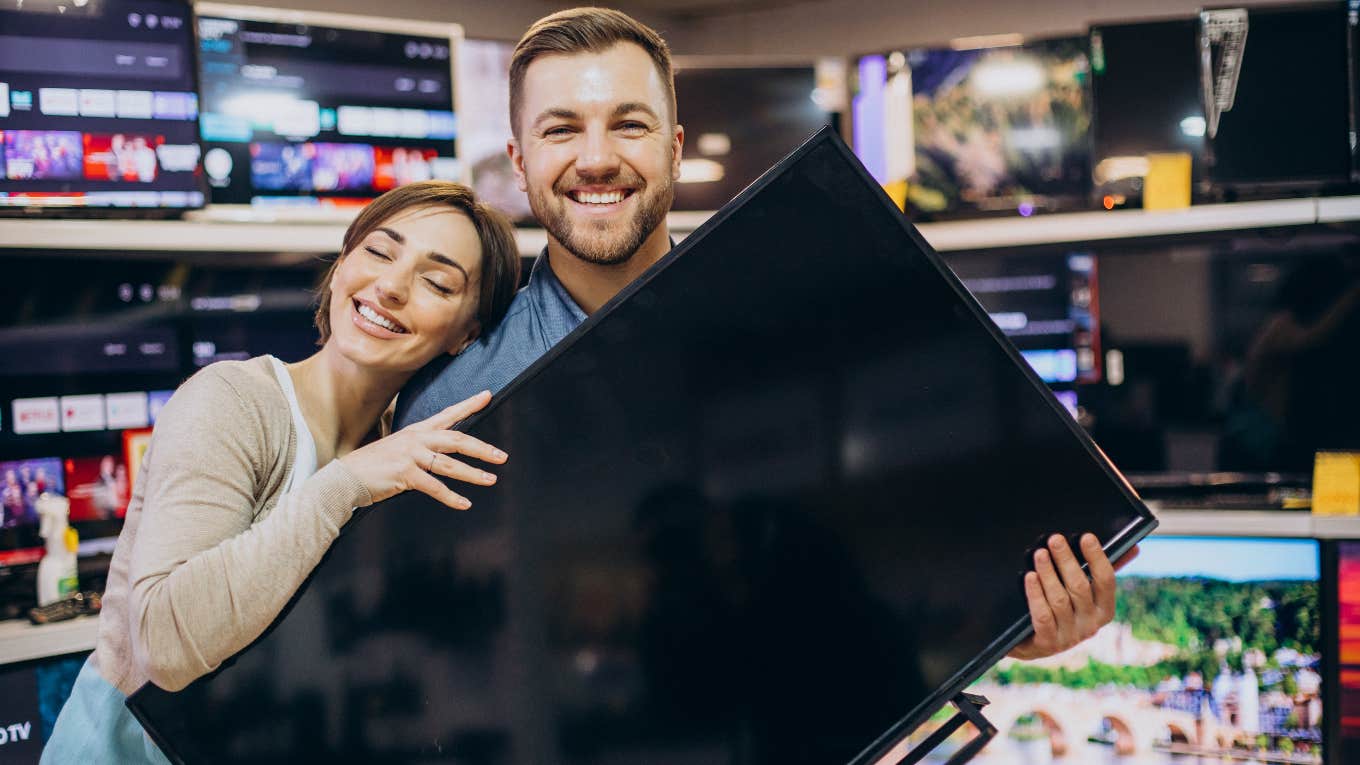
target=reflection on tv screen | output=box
[915,536,1322,764]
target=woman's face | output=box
[327,206,484,374]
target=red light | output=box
[1102,196,1115,210]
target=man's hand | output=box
[1007,533,1140,661]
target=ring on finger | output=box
[426,452,438,473]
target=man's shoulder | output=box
[394,290,549,427]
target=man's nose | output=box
[574,128,622,178]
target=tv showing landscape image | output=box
[909,536,1321,764]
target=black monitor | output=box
[127,128,1154,764]
[0,0,203,215]
[1089,18,1206,205]
[194,4,460,214]
[1205,2,1352,190]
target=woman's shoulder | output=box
[163,356,290,427]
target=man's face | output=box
[510,42,683,265]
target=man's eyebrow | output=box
[532,107,581,128]
[613,102,660,121]
[426,252,469,282]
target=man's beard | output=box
[529,167,674,266]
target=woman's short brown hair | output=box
[314,181,520,345]
[509,7,675,136]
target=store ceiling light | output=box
[678,158,724,184]
[949,33,1025,51]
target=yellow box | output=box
[1143,152,1192,211]
[1313,451,1360,516]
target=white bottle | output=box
[36,493,78,606]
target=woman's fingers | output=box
[408,468,472,510]
[427,452,498,487]
[426,429,507,465]
[414,390,493,432]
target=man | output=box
[397,4,1131,669]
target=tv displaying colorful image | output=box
[64,455,130,522]
[1339,541,1360,763]
[0,458,64,530]
[912,536,1323,763]
[0,0,204,213]
[856,37,1092,219]
[196,4,460,209]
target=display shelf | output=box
[1150,506,1360,539]
[4,195,1357,257]
[0,615,97,666]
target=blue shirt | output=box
[394,252,588,428]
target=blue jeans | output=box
[41,658,171,764]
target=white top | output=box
[269,355,318,490]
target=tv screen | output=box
[945,251,1102,404]
[1089,18,1206,203]
[671,65,833,212]
[128,128,1153,765]
[0,0,203,214]
[1339,541,1360,764]
[1206,2,1351,188]
[855,37,1093,219]
[908,536,1323,764]
[0,456,63,568]
[195,4,460,212]
[457,38,532,224]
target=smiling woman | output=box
[40,181,521,765]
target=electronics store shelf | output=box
[0,616,98,666]
[1151,506,1360,538]
[1,195,1351,256]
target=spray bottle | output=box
[36,493,79,606]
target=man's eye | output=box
[619,122,647,134]
[544,126,574,137]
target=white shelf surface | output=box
[0,615,98,665]
[1150,506,1360,539]
[2,195,1355,256]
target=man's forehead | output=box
[521,42,668,110]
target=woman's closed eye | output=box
[365,246,391,261]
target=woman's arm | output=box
[126,367,371,692]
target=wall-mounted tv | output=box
[194,3,461,218]
[0,0,203,215]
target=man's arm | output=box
[1007,532,1140,660]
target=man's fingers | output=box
[415,390,493,432]
[1049,535,1094,607]
[409,469,472,510]
[1034,547,1074,619]
[428,429,508,465]
[428,453,498,487]
[1024,571,1057,649]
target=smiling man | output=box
[395,4,1130,673]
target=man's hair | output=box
[509,7,675,136]
[314,181,521,344]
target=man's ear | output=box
[671,123,685,181]
[508,138,528,192]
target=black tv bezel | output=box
[0,0,207,220]
[128,125,1157,764]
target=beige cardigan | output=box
[90,356,372,695]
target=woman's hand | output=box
[339,390,507,509]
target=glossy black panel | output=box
[129,129,1154,765]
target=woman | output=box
[43,181,521,763]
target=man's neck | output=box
[546,223,672,315]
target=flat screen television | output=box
[1338,541,1360,764]
[945,251,1102,414]
[127,127,1154,765]
[0,250,324,608]
[671,64,833,212]
[194,3,461,217]
[457,38,532,224]
[854,37,1093,220]
[1088,18,1207,206]
[0,0,204,215]
[1204,2,1352,191]
[911,535,1324,764]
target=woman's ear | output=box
[450,323,481,356]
